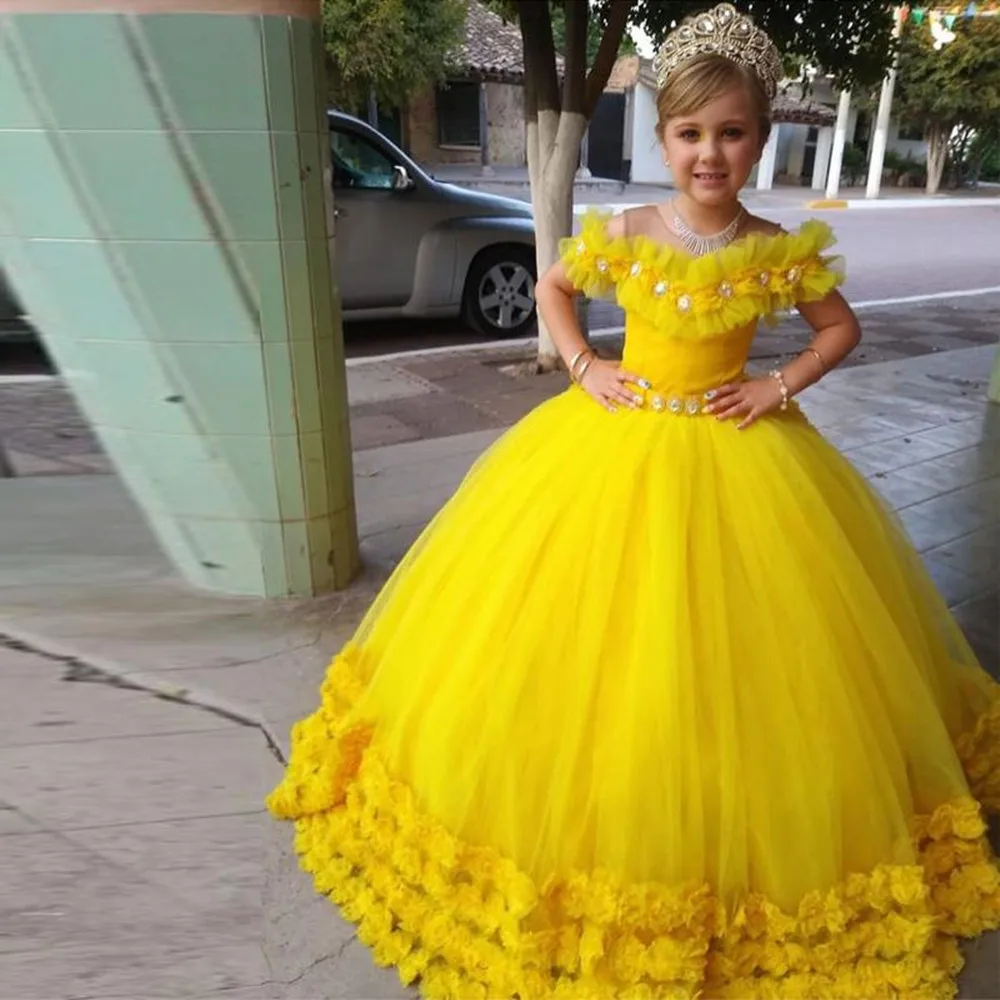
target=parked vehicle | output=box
[329,109,538,337]
[0,111,539,347]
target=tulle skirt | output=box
[269,387,1000,998]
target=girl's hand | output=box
[579,359,648,413]
[703,377,785,430]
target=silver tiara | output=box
[653,3,783,100]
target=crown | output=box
[653,3,783,100]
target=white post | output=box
[825,89,852,199]
[866,8,904,199]
[812,126,834,190]
[756,123,779,190]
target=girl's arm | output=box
[782,291,863,395]
[535,217,648,413]
[707,291,862,429]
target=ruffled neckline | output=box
[559,210,844,339]
[575,208,835,271]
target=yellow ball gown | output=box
[268,212,1000,999]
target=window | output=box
[330,128,397,190]
[437,81,481,148]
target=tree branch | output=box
[562,0,589,115]
[516,0,560,116]
[584,0,632,119]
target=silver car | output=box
[330,110,538,337]
[0,113,539,342]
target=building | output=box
[593,56,928,190]
[402,1,534,170]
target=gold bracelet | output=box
[575,355,596,383]
[571,350,595,381]
[769,369,790,411]
[567,349,589,375]
[801,346,827,373]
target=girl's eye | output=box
[678,129,700,141]
[723,128,745,139]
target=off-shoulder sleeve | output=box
[767,219,845,309]
[558,209,629,299]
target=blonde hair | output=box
[656,54,771,146]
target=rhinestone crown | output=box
[653,3,783,100]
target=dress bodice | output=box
[560,211,843,395]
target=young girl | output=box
[269,5,1000,996]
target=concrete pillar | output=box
[990,347,1000,404]
[0,0,361,598]
[812,126,834,190]
[756,123,779,190]
[825,89,853,199]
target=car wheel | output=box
[462,246,537,338]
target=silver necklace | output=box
[671,203,745,257]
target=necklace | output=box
[671,202,745,257]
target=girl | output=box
[269,5,1000,996]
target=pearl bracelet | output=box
[769,369,790,411]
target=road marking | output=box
[347,286,1000,365]
[6,286,998,377]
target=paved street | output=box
[347,202,1000,356]
[2,202,998,367]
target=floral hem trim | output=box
[558,210,844,339]
[267,647,1000,1000]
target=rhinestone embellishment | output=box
[718,280,734,299]
[654,280,669,297]
[597,258,609,273]
[576,240,586,254]
[677,294,692,313]
[786,265,802,283]
[643,389,710,417]
[630,262,642,277]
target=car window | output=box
[330,128,396,190]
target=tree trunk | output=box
[926,123,951,194]
[528,112,587,371]
[517,0,631,373]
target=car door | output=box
[330,125,429,310]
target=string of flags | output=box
[900,2,1000,48]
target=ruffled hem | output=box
[268,648,1000,999]
[558,210,844,339]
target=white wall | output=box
[630,81,671,185]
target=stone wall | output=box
[404,79,526,168]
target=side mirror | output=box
[392,165,415,191]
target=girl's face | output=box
[660,85,765,209]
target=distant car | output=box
[329,110,538,337]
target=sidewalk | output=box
[428,163,1000,211]
[3,294,998,476]
[1,341,998,996]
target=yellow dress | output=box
[268,212,1000,999]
